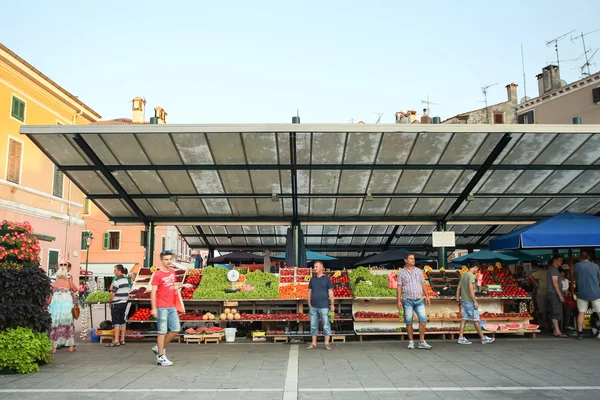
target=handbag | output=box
[72,304,81,320]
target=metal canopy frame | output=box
[20,123,600,255]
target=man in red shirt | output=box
[151,250,181,366]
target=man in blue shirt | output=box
[574,251,600,340]
[306,262,334,350]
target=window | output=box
[103,231,121,251]
[81,231,91,251]
[592,87,600,104]
[52,165,64,197]
[11,96,25,122]
[83,198,91,215]
[6,138,23,184]
[493,112,504,124]
[518,111,535,124]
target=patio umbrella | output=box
[452,250,519,264]
[272,249,337,261]
[354,249,434,266]
[207,251,263,264]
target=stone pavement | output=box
[1,337,599,400]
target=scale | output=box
[485,284,503,293]
[225,269,240,293]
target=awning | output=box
[83,263,136,276]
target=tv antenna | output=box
[581,48,599,76]
[572,28,600,76]
[547,30,575,68]
[370,112,384,124]
[481,83,498,124]
[421,95,439,116]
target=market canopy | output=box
[355,249,435,266]
[20,123,600,256]
[489,212,600,250]
[272,250,337,261]
[207,251,263,264]
[452,250,519,263]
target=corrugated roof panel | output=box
[176,199,207,217]
[439,132,488,164]
[69,171,114,194]
[408,132,453,164]
[128,170,168,194]
[171,133,214,164]
[206,133,246,164]
[339,170,370,193]
[148,199,182,217]
[310,198,336,216]
[564,134,600,164]
[102,134,150,165]
[311,132,346,164]
[386,199,417,216]
[33,135,88,165]
[344,132,382,164]
[112,171,142,194]
[158,171,197,194]
[137,134,182,165]
[334,198,362,216]
[361,198,391,215]
[376,132,416,164]
[242,133,278,164]
[503,133,556,164]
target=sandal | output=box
[325,345,332,351]
[553,333,568,338]
[120,342,126,345]
[305,344,317,350]
[106,342,120,347]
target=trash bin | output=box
[225,328,237,343]
[90,328,100,343]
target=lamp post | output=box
[85,232,94,278]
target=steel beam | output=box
[58,163,600,172]
[443,132,513,222]
[195,225,212,247]
[289,132,299,224]
[71,133,149,224]
[180,232,502,238]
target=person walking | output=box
[306,261,335,350]
[547,255,568,338]
[397,254,432,350]
[529,262,549,331]
[150,250,182,366]
[456,261,495,345]
[106,265,130,347]
[48,267,76,353]
[574,251,600,340]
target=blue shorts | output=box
[157,307,181,334]
[403,298,427,323]
[461,302,480,322]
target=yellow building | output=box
[0,43,101,277]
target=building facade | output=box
[0,43,101,278]
[442,83,519,124]
[516,65,600,124]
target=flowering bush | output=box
[0,220,40,263]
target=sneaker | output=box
[482,336,495,344]
[407,341,415,349]
[577,332,584,340]
[457,337,472,345]
[156,355,173,367]
[151,345,158,356]
[418,341,432,350]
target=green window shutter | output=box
[103,232,109,249]
[162,236,166,252]
[11,96,25,121]
[81,231,90,250]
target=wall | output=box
[443,100,518,124]
[0,44,100,281]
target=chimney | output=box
[395,111,407,124]
[536,65,561,96]
[132,97,146,123]
[154,106,167,124]
[505,83,518,103]
[408,110,417,124]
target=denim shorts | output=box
[309,307,332,336]
[403,298,427,323]
[461,302,480,321]
[157,307,181,334]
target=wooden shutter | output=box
[103,232,109,249]
[7,139,23,183]
[81,231,89,250]
[52,165,64,197]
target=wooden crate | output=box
[184,334,203,344]
[272,335,289,343]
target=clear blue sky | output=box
[3,0,599,123]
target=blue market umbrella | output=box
[273,250,337,261]
[452,250,519,264]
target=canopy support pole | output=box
[436,221,447,269]
[144,221,155,268]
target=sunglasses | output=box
[58,263,70,267]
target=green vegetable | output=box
[193,267,279,299]
[85,291,111,304]
[328,311,335,324]
[349,267,396,298]
[0,327,53,373]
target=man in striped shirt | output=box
[107,264,130,347]
[397,254,432,350]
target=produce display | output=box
[179,311,205,321]
[349,267,396,297]
[129,287,151,299]
[279,283,309,299]
[193,267,279,299]
[85,291,110,304]
[241,313,309,321]
[220,308,241,321]
[330,271,352,298]
[129,308,154,321]
[355,312,400,319]
[185,327,224,335]
[481,264,517,285]
[480,311,531,319]
[486,286,528,297]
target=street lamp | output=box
[85,232,94,277]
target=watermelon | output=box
[185,328,196,334]
[212,327,224,333]
[204,327,215,334]
[506,323,521,330]
[195,327,206,334]
[522,324,539,330]
[485,324,499,331]
[498,325,509,331]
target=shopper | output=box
[47,267,76,353]
[397,254,432,350]
[456,261,495,345]
[150,250,182,366]
[107,264,130,347]
[306,261,334,350]
[528,262,549,331]
[574,251,600,340]
[547,255,567,338]
[50,260,77,293]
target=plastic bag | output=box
[174,289,186,315]
[388,273,398,289]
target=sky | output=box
[2,0,599,124]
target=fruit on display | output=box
[280,276,294,283]
[354,312,400,319]
[485,286,528,297]
[498,325,510,331]
[85,291,111,304]
[138,268,152,276]
[522,324,539,330]
[129,287,151,299]
[331,275,349,284]
[202,312,216,320]
[480,311,531,319]
[279,283,309,299]
[425,284,438,297]
[280,269,294,277]
[129,308,153,321]
[187,269,202,277]
[484,324,499,331]
[349,267,396,297]
[182,286,195,299]
[505,323,521,330]
[193,268,279,299]
[185,275,201,285]
[333,286,352,298]
[179,312,204,321]
[240,313,310,321]
[481,264,517,285]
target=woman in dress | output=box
[48,267,76,353]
